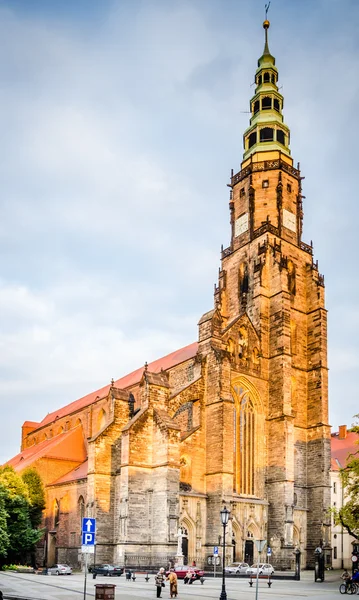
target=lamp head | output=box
[220,506,230,526]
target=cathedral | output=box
[6,19,331,571]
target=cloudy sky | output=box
[0,0,358,464]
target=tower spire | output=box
[242,14,291,162]
[263,2,271,55]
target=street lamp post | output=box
[219,506,230,600]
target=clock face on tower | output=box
[283,209,296,233]
[235,213,249,237]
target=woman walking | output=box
[155,567,166,598]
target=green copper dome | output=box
[243,20,290,161]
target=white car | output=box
[225,562,249,574]
[48,563,72,575]
[246,563,274,576]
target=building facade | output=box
[6,20,331,571]
[331,425,359,569]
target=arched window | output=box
[262,96,272,110]
[78,496,85,527]
[257,75,262,86]
[253,100,260,114]
[234,393,255,494]
[260,127,274,142]
[273,98,280,112]
[277,130,285,145]
[232,381,264,496]
[263,72,270,83]
[248,131,257,149]
[271,73,276,83]
[54,499,60,528]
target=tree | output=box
[0,466,43,565]
[333,418,359,540]
[21,468,45,528]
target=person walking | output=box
[167,568,178,598]
[155,567,166,598]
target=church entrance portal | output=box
[245,540,254,565]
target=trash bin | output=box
[94,584,116,599]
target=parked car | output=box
[165,566,204,581]
[88,564,123,576]
[224,562,249,574]
[48,564,72,575]
[246,563,274,576]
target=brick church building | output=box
[6,19,331,570]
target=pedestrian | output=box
[155,567,166,598]
[167,568,178,598]
[183,568,193,584]
[126,569,132,581]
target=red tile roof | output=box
[331,429,359,470]
[5,426,86,472]
[37,342,198,428]
[51,460,88,485]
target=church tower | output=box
[198,19,331,568]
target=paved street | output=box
[0,570,346,600]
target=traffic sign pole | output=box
[82,517,96,600]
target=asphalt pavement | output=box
[0,568,345,600]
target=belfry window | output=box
[257,75,262,85]
[277,130,285,145]
[253,100,260,114]
[260,127,274,142]
[248,131,257,149]
[262,96,272,110]
[263,72,270,83]
[273,98,280,112]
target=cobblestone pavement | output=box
[0,569,344,600]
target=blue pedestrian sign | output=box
[267,546,272,556]
[214,546,219,556]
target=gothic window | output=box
[234,391,256,495]
[260,127,274,142]
[78,496,85,528]
[263,72,270,83]
[54,499,60,528]
[262,96,272,110]
[277,130,285,145]
[253,100,260,114]
[287,183,292,193]
[273,98,280,111]
[248,131,257,149]
[239,264,249,295]
[262,180,269,188]
[240,187,245,198]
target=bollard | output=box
[200,576,205,585]
[145,573,150,582]
[132,572,136,581]
[93,572,97,579]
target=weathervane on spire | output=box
[265,1,271,19]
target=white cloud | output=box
[0,0,358,461]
